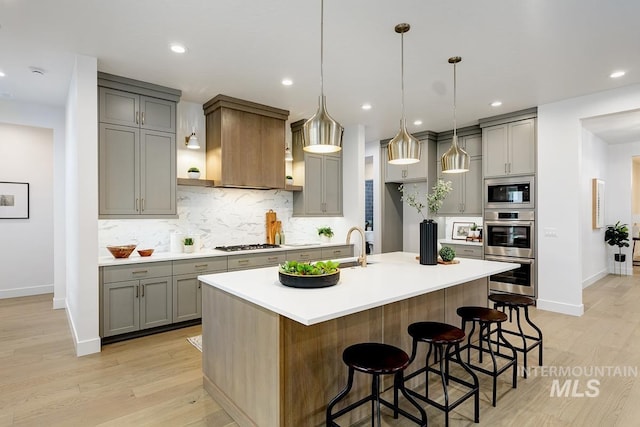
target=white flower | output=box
[399,179,453,220]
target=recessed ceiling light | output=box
[490,101,502,107]
[281,78,293,86]
[0,71,5,77]
[169,44,187,54]
[413,120,422,126]
[610,70,625,79]
[361,103,372,110]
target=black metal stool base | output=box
[326,343,427,427]
[457,307,518,407]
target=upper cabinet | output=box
[381,131,437,184]
[203,95,289,189]
[291,120,343,216]
[98,73,180,218]
[480,108,537,178]
[436,126,483,215]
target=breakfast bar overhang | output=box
[198,252,518,426]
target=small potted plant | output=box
[317,226,334,243]
[470,223,479,240]
[187,167,200,179]
[286,175,294,186]
[604,221,629,263]
[183,237,195,253]
[439,246,456,263]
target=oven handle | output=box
[485,255,534,264]
[484,221,534,227]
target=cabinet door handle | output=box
[135,285,139,298]
[198,282,201,289]
[140,284,145,297]
[136,198,140,212]
[141,198,145,212]
[141,112,145,125]
[132,270,148,275]
[504,163,507,174]
[135,111,139,124]
[508,163,512,174]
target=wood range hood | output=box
[203,94,289,189]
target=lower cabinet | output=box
[173,275,202,323]
[102,275,172,337]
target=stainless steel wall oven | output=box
[484,209,536,297]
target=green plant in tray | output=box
[280,260,340,276]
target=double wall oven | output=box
[484,176,536,297]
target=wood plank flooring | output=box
[1,271,639,426]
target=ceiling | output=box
[2,0,640,143]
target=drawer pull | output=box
[132,270,148,275]
[299,254,309,259]
[237,260,250,264]
[267,257,278,261]
[463,249,474,253]
[194,264,209,268]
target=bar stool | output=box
[404,322,479,427]
[326,342,427,427]
[457,306,517,407]
[488,293,543,378]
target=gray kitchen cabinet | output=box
[98,73,180,218]
[321,245,354,260]
[172,257,228,322]
[481,113,536,177]
[286,248,323,262]
[440,243,483,260]
[381,131,437,183]
[227,252,287,271]
[101,261,173,337]
[291,120,343,217]
[436,128,483,215]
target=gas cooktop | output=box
[214,243,281,252]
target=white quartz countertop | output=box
[98,242,349,267]
[198,251,517,326]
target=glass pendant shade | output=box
[441,55,469,173]
[388,119,421,165]
[441,135,469,173]
[186,132,200,150]
[303,96,343,153]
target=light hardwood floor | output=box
[1,271,639,426]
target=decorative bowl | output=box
[107,244,137,258]
[137,248,154,257]
[278,269,340,289]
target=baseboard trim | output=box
[65,299,101,357]
[537,298,584,316]
[583,270,608,289]
[52,296,66,309]
[0,284,54,299]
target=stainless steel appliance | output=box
[215,244,280,252]
[484,209,536,297]
[485,176,535,210]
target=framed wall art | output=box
[0,182,29,219]
[592,178,604,229]
[452,222,473,240]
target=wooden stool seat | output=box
[327,342,427,427]
[343,342,410,375]
[405,322,479,427]
[487,293,543,378]
[457,306,517,407]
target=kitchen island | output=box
[198,252,517,427]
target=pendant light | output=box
[441,56,470,173]
[388,23,421,165]
[303,0,343,153]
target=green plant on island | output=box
[280,260,340,276]
[187,167,199,173]
[399,179,453,220]
[317,226,334,238]
[183,237,194,246]
[439,246,456,262]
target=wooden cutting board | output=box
[414,256,460,265]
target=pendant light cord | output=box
[400,30,405,121]
[453,60,457,142]
[320,0,324,97]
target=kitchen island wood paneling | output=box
[199,252,517,426]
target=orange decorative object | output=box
[137,248,154,257]
[107,244,137,258]
[266,209,277,244]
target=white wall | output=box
[580,129,608,286]
[0,123,54,297]
[0,99,66,307]
[537,83,640,316]
[365,141,382,254]
[65,55,99,356]
[176,101,206,178]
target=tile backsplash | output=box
[98,186,352,257]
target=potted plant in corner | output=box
[317,226,334,243]
[187,167,200,179]
[604,221,629,264]
[399,179,453,265]
[183,237,195,253]
[285,175,294,186]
